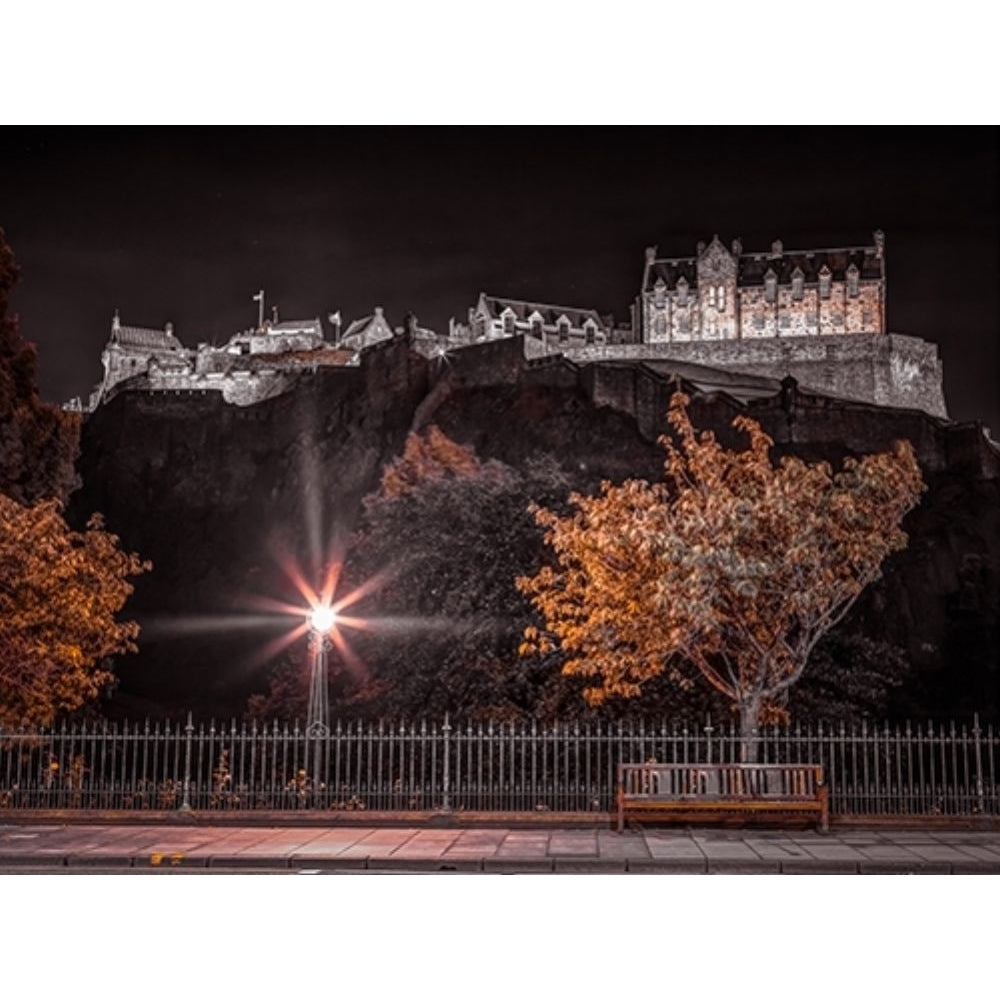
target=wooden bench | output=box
[616,763,829,833]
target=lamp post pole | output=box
[306,628,330,738]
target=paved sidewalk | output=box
[3,823,1000,872]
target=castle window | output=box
[653,278,666,308]
[585,325,596,345]
[862,310,874,328]
[717,286,726,311]
[502,312,515,335]
[847,264,860,297]
[678,316,691,335]
[832,312,844,326]
[530,319,542,339]
[558,321,569,343]
[707,286,716,308]
[676,277,689,306]
[779,314,790,329]
[655,314,667,338]
[791,269,804,300]
[818,267,832,299]
[754,314,765,330]
[764,270,777,304]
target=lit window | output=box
[847,264,859,297]
[780,314,790,329]
[718,286,726,311]
[653,279,666,308]
[707,286,716,308]
[819,268,832,299]
[764,270,777,304]
[655,315,667,337]
[503,312,515,335]
[791,269,804,300]
[676,277,689,306]
[862,310,874,328]
[754,314,765,330]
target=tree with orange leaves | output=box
[0,493,149,729]
[518,392,926,759]
[0,231,148,729]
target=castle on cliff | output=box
[67,232,949,420]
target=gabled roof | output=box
[479,294,606,330]
[737,247,881,288]
[112,324,183,351]
[644,240,883,292]
[340,309,394,350]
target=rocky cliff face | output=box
[68,335,999,721]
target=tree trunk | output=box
[739,697,762,764]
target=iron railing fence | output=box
[0,716,997,816]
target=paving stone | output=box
[65,854,135,868]
[781,859,859,874]
[336,829,417,856]
[547,833,598,856]
[288,854,368,870]
[905,846,984,862]
[799,847,866,861]
[596,832,651,859]
[945,844,1000,861]
[856,846,923,861]
[208,855,290,869]
[628,857,707,873]
[553,858,627,873]
[366,856,483,872]
[707,859,782,874]
[950,861,1000,874]
[479,857,551,872]
[644,843,705,860]
[0,853,65,866]
[495,833,551,857]
[858,860,953,874]
[698,844,761,860]
[389,830,462,858]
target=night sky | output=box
[1,127,997,433]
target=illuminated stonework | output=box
[66,232,946,420]
[635,232,886,344]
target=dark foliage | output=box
[0,230,79,504]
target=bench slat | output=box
[617,763,829,834]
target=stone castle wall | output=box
[560,332,947,419]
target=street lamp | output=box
[306,604,335,737]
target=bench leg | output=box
[818,786,830,834]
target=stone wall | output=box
[560,332,947,418]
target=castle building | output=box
[453,293,620,350]
[68,232,947,421]
[634,232,886,344]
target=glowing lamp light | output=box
[309,605,337,634]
